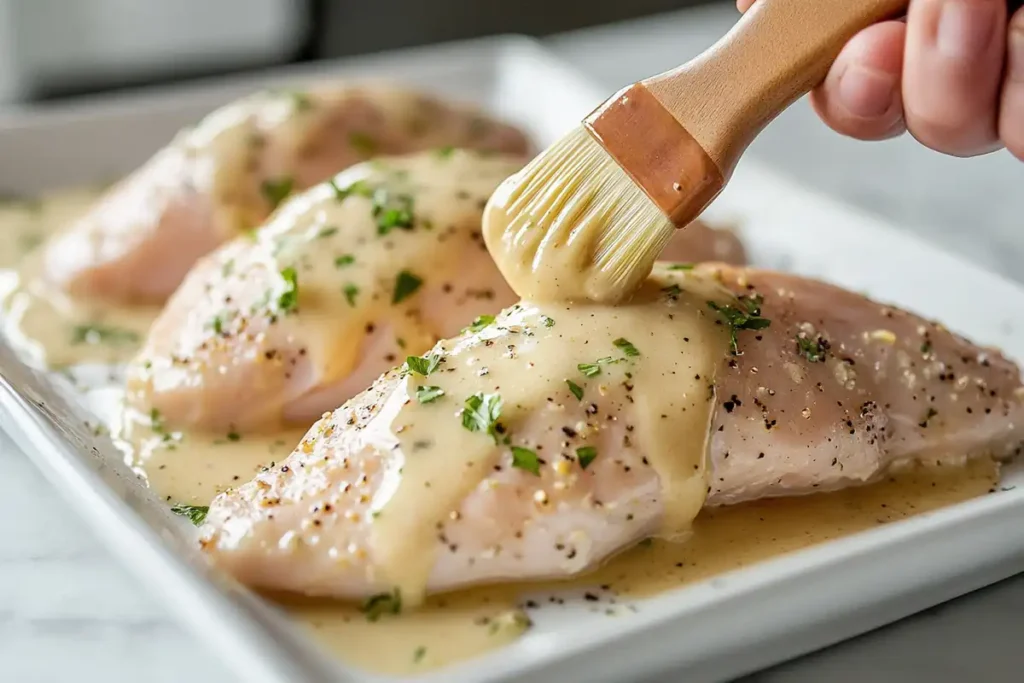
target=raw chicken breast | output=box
[199,263,1024,601]
[42,84,530,304]
[127,151,746,433]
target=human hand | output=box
[737,0,1024,159]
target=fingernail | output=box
[936,0,999,60]
[838,64,898,119]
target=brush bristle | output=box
[482,127,674,303]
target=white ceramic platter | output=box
[0,35,1022,683]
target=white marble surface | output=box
[3,4,1024,682]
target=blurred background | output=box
[0,0,721,103]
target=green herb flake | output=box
[613,337,640,357]
[277,267,299,313]
[461,392,503,443]
[318,226,338,239]
[226,431,241,442]
[71,324,140,347]
[260,176,294,210]
[668,263,694,271]
[465,314,496,333]
[576,446,598,469]
[541,315,555,328]
[796,334,828,362]
[170,504,209,526]
[343,283,359,307]
[707,294,771,355]
[566,379,584,401]
[372,188,415,235]
[413,646,427,663]
[661,284,683,298]
[416,385,445,404]
[361,588,402,622]
[348,131,378,156]
[436,146,455,158]
[405,352,441,376]
[328,178,374,202]
[288,91,313,111]
[578,362,601,378]
[334,254,355,268]
[510,446,540,475]
[921,341,932,354]
[210,316,224,335]
[392,270,423,304]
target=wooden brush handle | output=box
[645,0,909,175]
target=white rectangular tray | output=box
[1,35,1022,683]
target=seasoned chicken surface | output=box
[199,264,1024,600]
[127,152,747,433]
[42,84,530,304]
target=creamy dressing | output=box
[0,178,1005,678]
[0,188,160,367]
[370,276,731,605]
[126,151,523,433]
[285,457,998,675]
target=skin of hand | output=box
[737,0,1024,160]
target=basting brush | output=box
[483,0,910,304]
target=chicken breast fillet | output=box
[42,84,530,304]
[199,263,1024,601]
[127,151,746,433]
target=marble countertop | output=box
[3,4,1023,682]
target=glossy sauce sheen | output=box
[0,192,1002,676]
[0,189,160,367]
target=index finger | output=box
[737,0,756,12]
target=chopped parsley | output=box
[348,131,378,156]
[149,408,165,433]
[707,294,770,355]
[465,315,495,333]
[317,226,338,239]
[566,379,584,401]
[461,392,503,443]
[436,146,455,158]
[170,504,209,526]
[661,284,682,298]
[226,430,241,442]
[392,270,422,304]
[361,588,401,622]
[260,176,294,210]
[334,254,355,268]
[71,324,140,346]
[287,91,313,111]
[277,267,299,313]
[413,646,427,663]
[372,188,415,234]
[577,355,624,378]
[343,283,359,307]
[510,446,540,475]
[405,352,441,376]
[415,385,445,404]
[210,316,224,335]
[921,341,932,354]
[613,337,640,357]
[329,178,373,202]
[576,446,598,469]
[668,263,694,271]
[541,315,555,328]
[796,334,828,362]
